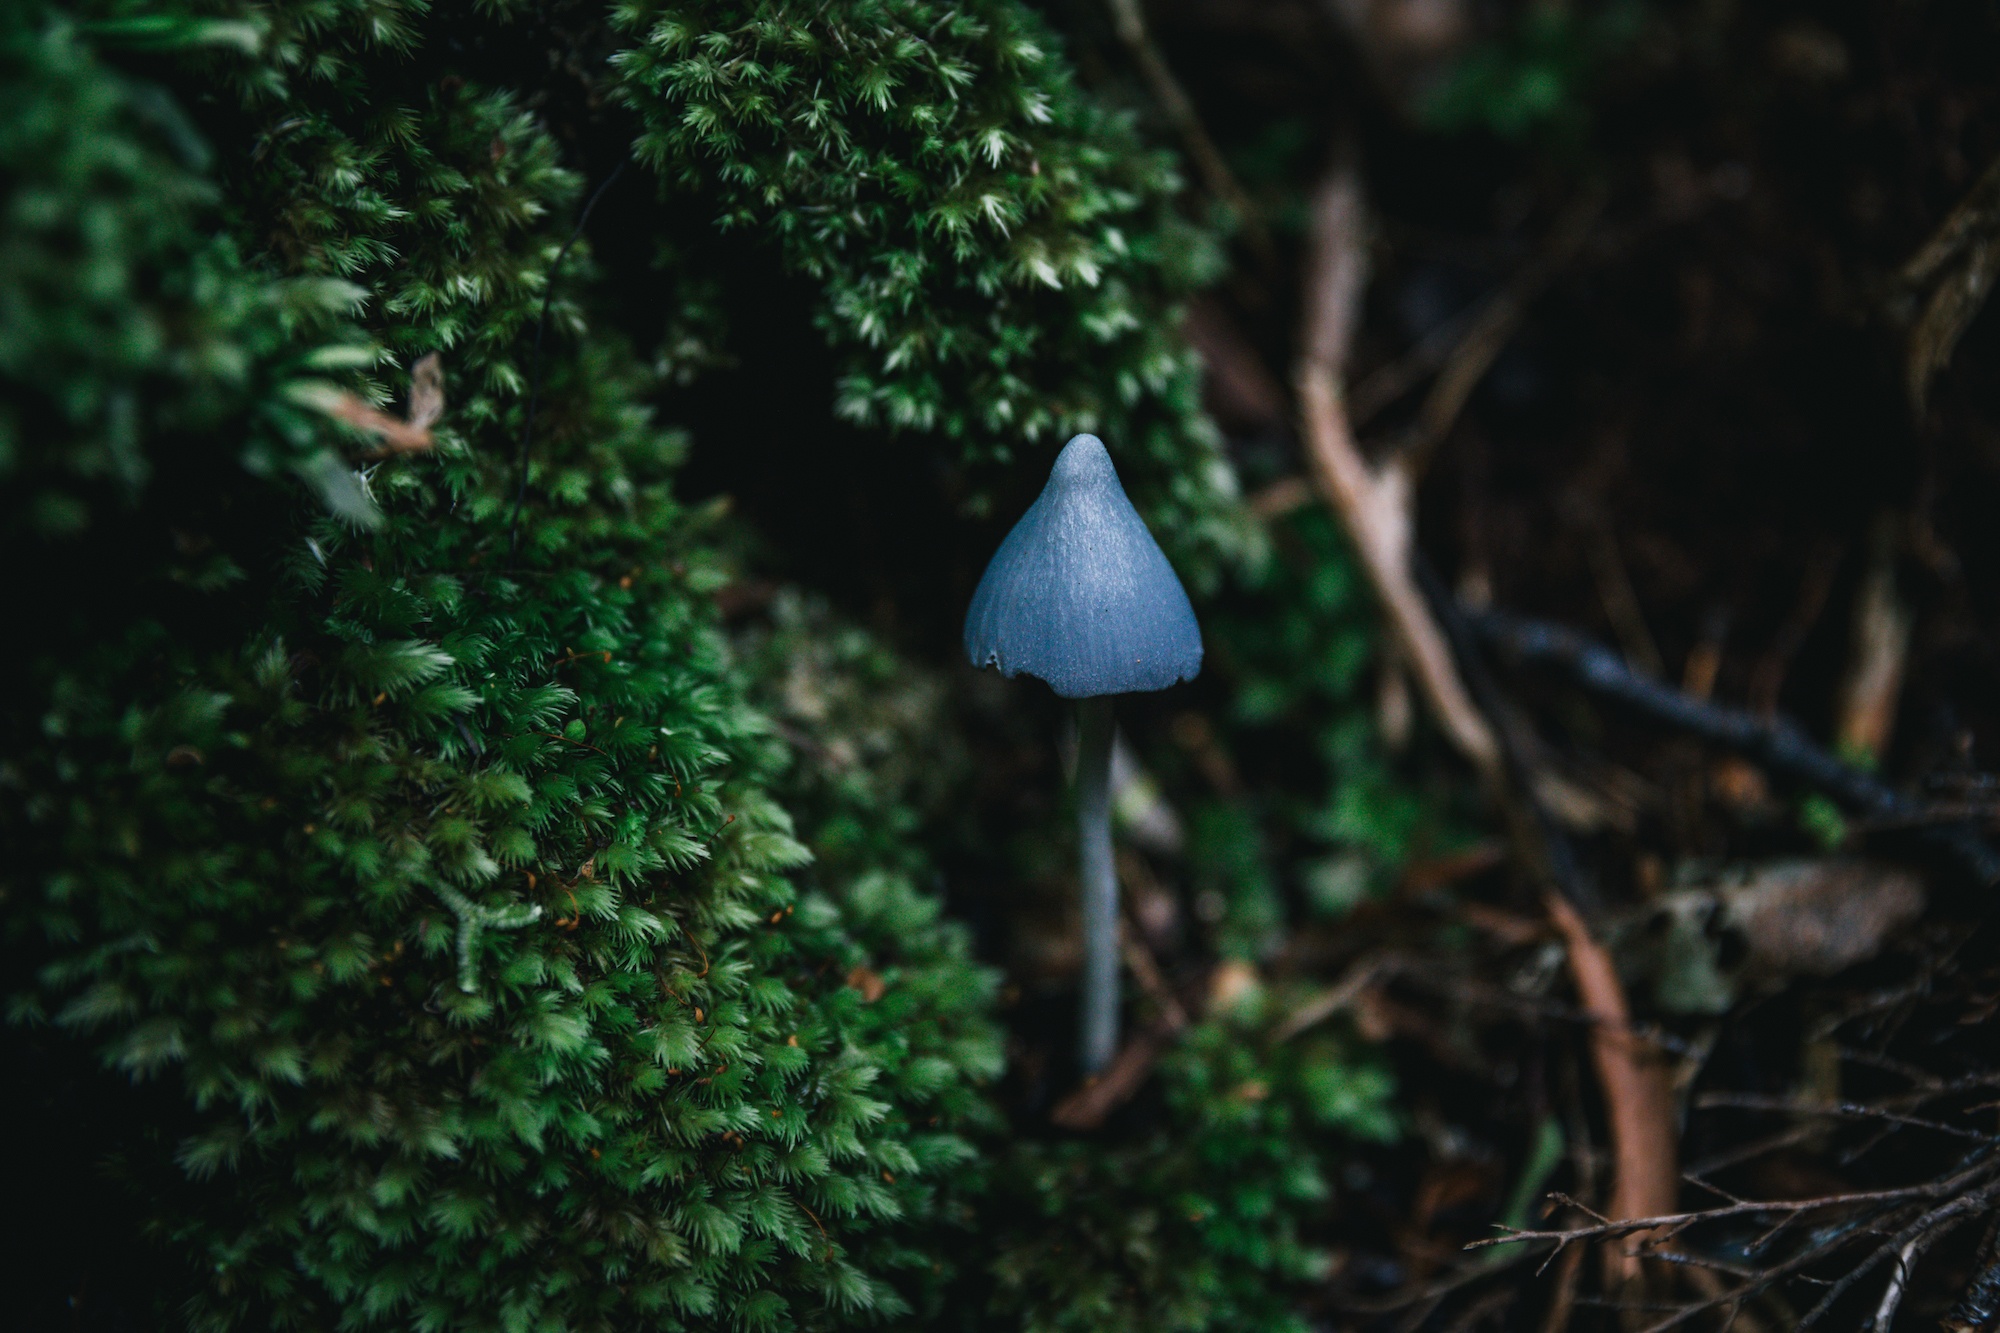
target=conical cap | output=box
[963,435,1202,698]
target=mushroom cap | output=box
[963,434,1203,698]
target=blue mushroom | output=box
[964,434,1201,1075]
[964,434,1203,698]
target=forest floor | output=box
[698,1,2000,1325]
[1135,1,2000,1325]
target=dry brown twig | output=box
[1468,1150,2000,1333]
[1897,153,2000,413]
[1576,499,1666,679]
[1536,1243,1585,1333]
[1048,913,1191,1130]
[1103,0,1272,263]
[308,351,445,456]
[314,391,434,454]
[1292,161,1688,1294]
[1048,1019,1179,1130]
[1835,516,1911,763]
[1118,916,1189,1032]
[1694,1091,2000,1144]
[1272,955,1397,1043]
[1258,184,1606,518]
[1295,159,1500,774]
[1542,891,1679,1281]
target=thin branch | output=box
[1104,0,1271,262]
[1695,1092,2000,1145]
[1468,1167,1995,1252]
[1420,563,1683,1268]
[1049,1018,1178,1130]
[1272,955,1392,1042]
[1537,1243,1585,1333]
[1942,1227,2000,1333]
[1049,918,1192,1129]
[1647,1249,1763,1281]
[1466,606,2000,884]
[1685,1123,1824,1177]
[1835,519,1911,762]
[1895,153,2000,412]
[1869,1239,1921,1333]
[1119,914,1189,1032]
[1796,1183,2000,1328]
[1465,1155,2000,1333]
[1544,891,1679,1278]
[306,386,434,454]
[1436,1286,1515,1333]
[1335,1243,1540,1315]
[1295,160,1501,773]
[1259,195,1602,513]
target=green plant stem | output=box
[436,885,544,993]
[1076,695,1118,1074]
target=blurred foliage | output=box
[1422,0,1645,141]
[0,5,375,536]
[1208,507,1471,930]
[738,591,969,885]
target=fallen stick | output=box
[1050,917,1191,1130]
[1544,891,1679,1282]
[1295,160,1500,774]
[1049,1019,1179,1130]
[1470,1153,2000,1252]
[1466,606,2000,885]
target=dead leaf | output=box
[845,966,886,1002]
[1724,859,1925,978]
[1637,859,1926,1015]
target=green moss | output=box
[611,0,1260,585]
[5,3,1419,1331]
[8,4,1000,1327]
[0,4,372,536]
[990,1001,1399,1333]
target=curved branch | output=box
[1467,605,2000,884]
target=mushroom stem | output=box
[1076,695,1119,1074]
